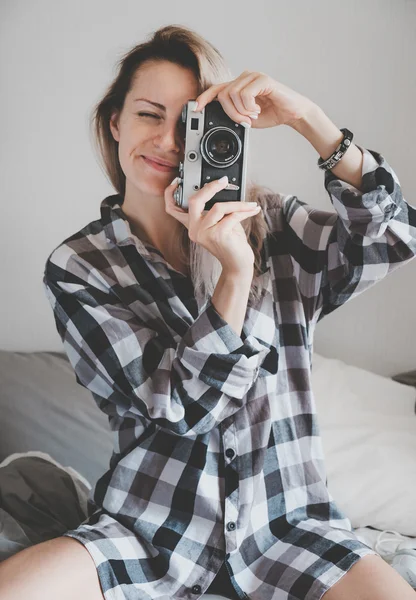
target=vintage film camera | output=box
[173,99,250,211]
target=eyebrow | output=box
[133,98,166,112]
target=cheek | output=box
[133,126,154,148]
[119,129,146,155]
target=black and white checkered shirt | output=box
[43,145,415,600]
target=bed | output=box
[0,349,415,596]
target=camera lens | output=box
[201,127,242,167]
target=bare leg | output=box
[0,536,105,600]
[321,554,416,600]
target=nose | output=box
[153,120,184,154]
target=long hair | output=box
[90,24,281,307]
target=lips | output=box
[143,156,177,168]
[141,156,178,173]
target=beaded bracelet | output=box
[317,128,354,171]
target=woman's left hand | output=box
[194,70,316,129]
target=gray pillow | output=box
[0,454,90,561]
[0,351,113,486]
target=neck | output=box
[121,192,181,252]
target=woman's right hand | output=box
[165,175,261,276]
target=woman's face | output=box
[110,60,199,200]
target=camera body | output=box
[173,99,250,211]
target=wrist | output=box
[290,101,321,134]
[290,103,344,160]
[220,267,254,285]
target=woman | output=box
[2,24,415,600]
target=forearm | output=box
[291,103,364,191]
[211,270,253,337]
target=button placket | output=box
[223,419,238,554]
[223,421,237,462]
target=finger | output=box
[228,73,262,117]
[239,76,265,114]
[194,82,229,112]
[187,176,230,231]
[202,201,260,229]
[219,206,260,233]
[218,207,261,234]
[217,89,253,127]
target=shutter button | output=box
[191,585,201,594]
[225,448,235,459]
[227,521,236,531]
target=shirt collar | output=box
[100,193,270,274]
[100,193,159,258]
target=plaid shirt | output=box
[43,145,415,600]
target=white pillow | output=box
[311,352,416,536]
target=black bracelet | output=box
[317,128,354,171]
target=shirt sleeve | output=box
[43,255,270,437]
[279,144,416,324]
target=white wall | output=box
[1,0,415,377]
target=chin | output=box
[139,178,169,197]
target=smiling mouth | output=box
[141,156,179,172]
[144,156,177,167]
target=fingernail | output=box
[241,121,251,129]
[219,175,228,183]
[249,114,258,119]
[247,202,258,205]
[193,101,199,112]
[170,176,179,186]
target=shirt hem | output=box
[311,547,379,600]
[62,531,119,600]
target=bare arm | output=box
[211,269,253,337]
[291,102,364,191]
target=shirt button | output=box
[225,448,235,459]
[227,521,236,531]
[191,585,202,594]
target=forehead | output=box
[130,61,199,101]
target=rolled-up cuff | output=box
[177,298,270,398]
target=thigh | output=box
[0,536,105,600]
[321,554,416,600]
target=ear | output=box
[109,111,120,142]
